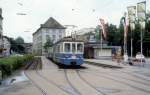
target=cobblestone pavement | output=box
[2,57,150,95]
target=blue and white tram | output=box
[48,38,84,66]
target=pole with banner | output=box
[99,18,106,55]
[122,12,128,63]
[127,6,136,60]
[137,1,146,65]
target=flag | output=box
[127,6,136,30]
[127,6,136,22]
[99,18,107,40]
[137,1,146,22]
[122,16,128,39]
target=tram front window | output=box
[72,43,76,53]
[64,43,71,52]
[77,43,83,53]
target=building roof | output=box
[41,17,66,29]
[3,36,11,41]
[33,17,65,35]
[84,42,120,49]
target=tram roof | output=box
[54,37,84,45]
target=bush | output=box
[0,54,34,78]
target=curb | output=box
[84,61,123,69]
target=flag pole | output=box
[123,12,127,56]
[131,29,133,59]
[101,27,102,54]
[140,27,143,64]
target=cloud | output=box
[1,0,150,42]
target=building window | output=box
[46,35,50,40]
[53,29,56,34]
[59,35,62,39]
[52,35,56,41]
[46,30,49,33]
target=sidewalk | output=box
[84,59,124,68]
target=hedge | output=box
[0,54,34,78]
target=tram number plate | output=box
[72,55,76,59]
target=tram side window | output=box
[65,43,71,52]
[72,43,76,53]
[77,43,83,52]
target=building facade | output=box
[76,28,120,59]
[23,43,33,54]
[2,36,11,56]
[33,17,66,55]
[0,8,3,51]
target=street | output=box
[2,57,150,95]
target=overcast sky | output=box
[0,0,150,42]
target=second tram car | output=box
[47,38,84,66]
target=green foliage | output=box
[0,54,34,78]
[95,25,100,41]
[15,36,24,44]
[44,38,53,52]
[10,37,25,53]
[107,24,118,45]
[146,11,150,32]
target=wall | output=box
[94,48,111,58]
[33,28,65,55]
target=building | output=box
[0,8,3,51]
[84,42,120,59]
[64,25,77,37]
[76,28,120,59]
[2,36,11,56]
[33,17,66,55]
[23,43,33,54]
[76,28,95,35]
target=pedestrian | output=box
[111,48,116,61]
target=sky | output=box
[0,0,150,42]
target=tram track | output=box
[25,71,48,95]
[25,57,70,95]
[24,57,150,95]
[75,70,106,95]
[36,70,71,95]
[64,69,81,95]
[84,62,150,85]
[24,58,48,95]
[83,64,150,94]
[64,69,106,95]
[120,71,150,82]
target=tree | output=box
[15,37,24,44]
[107,24,117,45]
[44,38,53,52]
[10,37,25,54]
